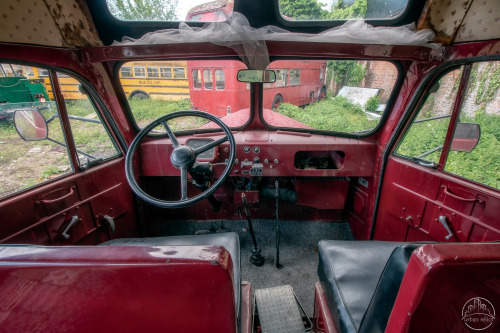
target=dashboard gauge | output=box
[186,139,217,161]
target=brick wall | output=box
[362,61,398,103]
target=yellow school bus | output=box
[17,61,190,101]
[119,61,189,101]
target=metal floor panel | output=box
[255,285,306,333]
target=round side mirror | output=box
[14,109,48,141]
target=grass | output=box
[397,111,500,190]
[276,96,379,133]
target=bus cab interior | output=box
[0,0,499,332]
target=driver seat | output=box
[101,232,242,322]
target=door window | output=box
[395,61,500,190]
[0,64,120,199]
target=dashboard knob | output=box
[253,157,261,163]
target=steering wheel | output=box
[125,110,236,208]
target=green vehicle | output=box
[0,76,53,120]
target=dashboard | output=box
[139,130,377,178]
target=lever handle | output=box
[102,215,116,235]
[438,215,454,240]
[61,216,79,239]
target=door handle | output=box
[61,216,79,239]
[442,185,479,203]
[37,186,75,204]
[438,215,454,241]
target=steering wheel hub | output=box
[171,146,196,169]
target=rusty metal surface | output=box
[0,0,101,47]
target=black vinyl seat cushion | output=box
[318,240,421,333]
[101,232,241,320]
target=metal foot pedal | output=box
[254,285,307,333]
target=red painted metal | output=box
[313,282,339,333]
[0,245,237,332]
[49,70,80,172]
[0,158,138,245]
[368,40,500,241]
[295,179,350,210]
[387,243,500,333]
[139,131,376,178]
[375,156,500,242]
[437,64,471,171]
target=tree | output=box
[107,0,178,21]
[327,60,366,94]
[327,0,367,20]
[280,0,326,20]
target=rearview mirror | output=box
[14,109,48,141]
[237,70,276,83]
[451,122,481,153]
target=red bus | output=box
[187,60,327,116]
[186,1,327,117]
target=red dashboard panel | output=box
[139,131,377,178]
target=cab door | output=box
[0,66,138,245]
[374,58,500,243]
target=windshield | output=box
[120,60,249,131]
[263,59,398,134]
[121,59,398,134]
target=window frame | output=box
[133,66,146,78]
[160,67,173,78]
[0,61,125,200]
[147,66,159,78]
[392,58,500,191]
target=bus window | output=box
[38,68,49,76]
[121,66,133,78]
[289,70,301,86]
[24,66,35,77]
[134,67,146,78]
[160,67,172,78]
[215,69,225,90]
[174,67,185,79]
[203,69,213,90]
[275,69,288,87]
[147,67,159,78]
[192,70,201,89]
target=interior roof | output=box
[0,0,499,49]
[87,0,426,46]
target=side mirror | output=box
[451,122,480,153]
[14,109,48,141]
[237,70,276,83]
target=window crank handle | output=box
[61,216,79,240]
[438,216,454,241]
